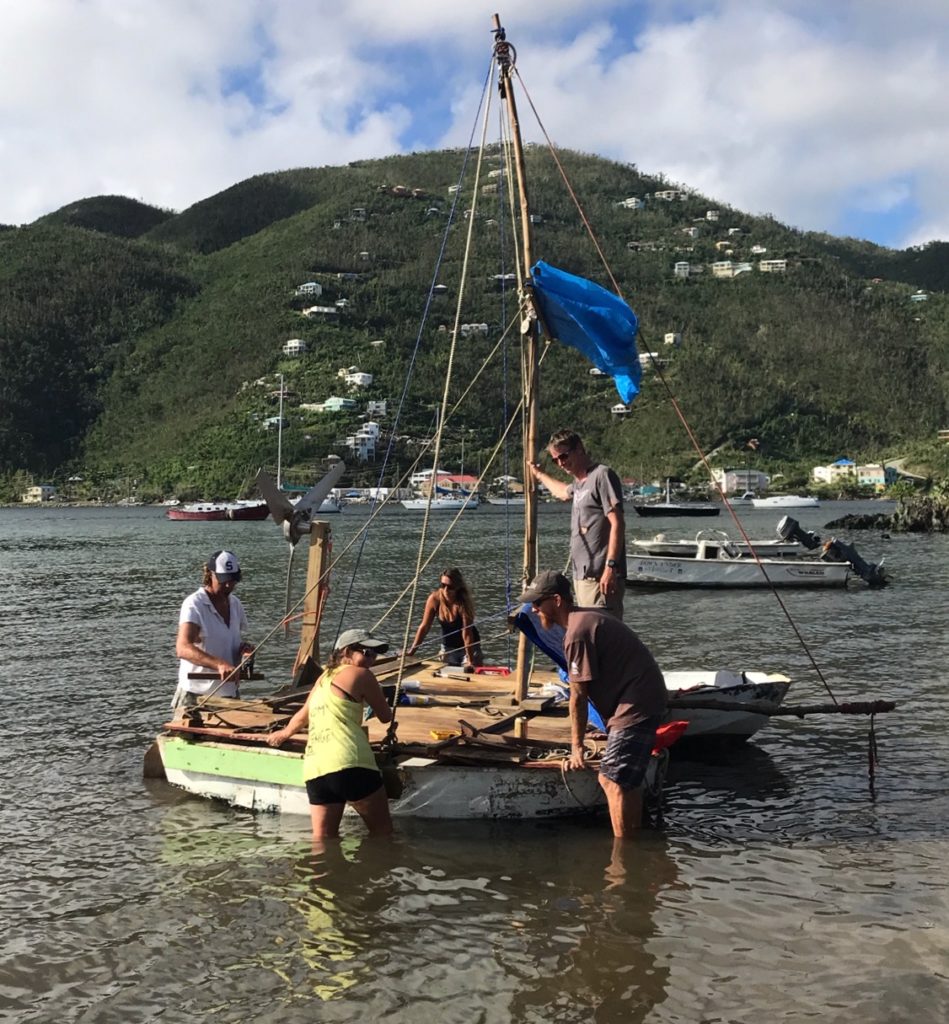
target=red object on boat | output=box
[474,666,512,676]
[652,719,689,754]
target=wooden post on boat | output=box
[292,519,331,677]
[494,13,539,704]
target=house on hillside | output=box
[664,332,682,347]
[282,338,307,357]
[302,305,338,320]
[759,259,788,273]
[22,484,57,503]
[321,396,358,412]
[713,468,769,494]
[294,281,322,297]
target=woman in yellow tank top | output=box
[267,628,393,838]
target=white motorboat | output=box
[664,670,792,741]
[631,530,802,559]
[752,495,819,509]
[626,537,850,588]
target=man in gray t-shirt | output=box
[528,429,626,619]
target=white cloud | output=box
[1,0,947,246]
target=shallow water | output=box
[1,503,946,1023]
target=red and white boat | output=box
[165,500,269,522]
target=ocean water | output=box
[1,503,946,1023]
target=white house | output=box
[759,259,788,273]
[282,338,307,357]
[673,262,691,279]
[712,468,769,494]
[653,189,681,201]
[367,400,387,417]
[750,245,768,255]
[638,352,664,370]
[588,367,606,377]
[705,209,720,221]
[727,227,742,236]
[22,483,57,503]
[295,281,322,297]
[812,458,857,485]
[664,332,682,347]
[611,403,630,417]
[302,305,338,319]
[712,261,735,279]
[910,290,929,302]
[618,197,644,210]
[345,371,373,388]
[345,435,375,461]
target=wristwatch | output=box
[606,559,618,569]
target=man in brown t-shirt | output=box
[518,569,667,836]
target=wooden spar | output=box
[292,519,331,677]
[493,13,539,705]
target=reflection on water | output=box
[1,506,948,1023]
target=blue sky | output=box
[2,0,947,248]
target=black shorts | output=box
[305,767,383,806]
[599,717,661,789]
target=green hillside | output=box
[36,195,173,238]
[2,148,947,500]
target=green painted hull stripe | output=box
[161,736,305,787]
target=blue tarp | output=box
[511,606,606,731]
[531,260,642,404]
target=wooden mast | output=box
[493,14,539,704]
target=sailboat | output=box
[631,478,720,518]
[149,16,892,821]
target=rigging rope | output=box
[512,66,843,707]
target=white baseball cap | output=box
[207,550,242,582]
[334,628,389,653]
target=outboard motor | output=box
[776,515,822,551]
[777,516,887,587]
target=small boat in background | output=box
[166,499,269,522]
[401,494,480,511]
[752,495,819,509]
[632,479,719,518]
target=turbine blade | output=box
[293,461,346,517]
[255,469,295,525]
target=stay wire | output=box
[513,66,841,705]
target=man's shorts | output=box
[306,767,383,806]
[599,716,662,789]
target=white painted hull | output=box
[626,554,849,588]
[401,497,480,511]
[664,670,791,739]
[631,538,802,558]
[158,736,644,819]
[752,496,819,509]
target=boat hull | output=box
[626,554,849,588]
[165,501,269,521]
[632,503,720,517]
[752,496,819,509]
[401,497,480,511]
[631,538,801,558]
[157,734,648,819]
[664,670,791,740]
[166,506,228,521]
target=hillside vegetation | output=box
[1,148,947,500]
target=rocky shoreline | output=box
[826,494,949,533]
